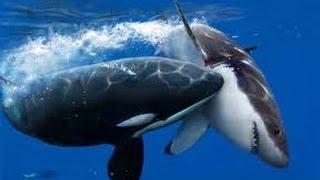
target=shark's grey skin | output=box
[2,57,223,180]
[163,0,288,169]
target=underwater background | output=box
[0,0,316,179]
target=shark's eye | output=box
[273,126,281,136]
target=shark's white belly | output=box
[206,64,261,151]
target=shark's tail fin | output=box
[172,0,207,61]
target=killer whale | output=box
[160,0,289,168]
[1,57,223,180]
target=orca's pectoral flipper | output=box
[108,138,144,180]
[133,93,215,138]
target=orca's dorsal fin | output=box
[108,138,144,180]
[172,0,207,62]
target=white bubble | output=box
[0,19,207,95]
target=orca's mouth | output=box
[251,121,259,154]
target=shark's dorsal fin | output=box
[172,0,207,62]
[244,46,258,54]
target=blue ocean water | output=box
[0,0,316,179]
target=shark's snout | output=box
[275,152,289,168]
[256,122,289,168]
[259,147,289,168]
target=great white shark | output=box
[169,0,289,168]
[145,0,289,168]
[1,57,223,180]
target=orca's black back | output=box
[6,57,222,146]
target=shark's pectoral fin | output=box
[108,138,144,180]
[166,109,208,155]
[117,113,156,127]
